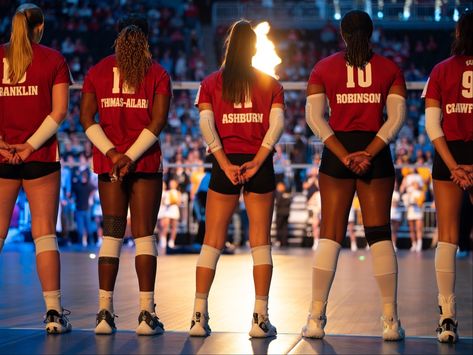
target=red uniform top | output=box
[195,69,284,154]
[82,55,172,174]
[308,52,405,132]
[424,55,473,142]
[0,43,71,162]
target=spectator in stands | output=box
[159,179,182,249]
[72,169,96,247]
[390,181,402,251]
[304,168,321,250]
[402,180,425,252]
[274,182,292,247]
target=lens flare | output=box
[252,22,281,79]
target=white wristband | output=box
[306,93,334,142]
[262,107,284,150]
[85,124,115,156]
[125,128,158,162]
[26,115,59,150]
[425,107,444,141]
[199,109,223,153]
[376,94,406,144]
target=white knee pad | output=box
[99,236,123,258]
[251,245,273,266]
[196,244,222,269]
[34,234,58,256]
[370,240,397,276]
[313,239,341,271]
[435,242,457,273]
[135,235,157,257]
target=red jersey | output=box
[308,52,405,132]
[0,43,71,162]
[424,55,473,142]
[82,55,172,174]
[195,69,284,154]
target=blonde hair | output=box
[6,3,44,84]
[114,25,152,91]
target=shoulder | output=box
[34,44,67,62]
[371,54,401,71]
[431,56,460,75]
[150,60,170,77]
[315,51,345,68]
[254,69,282,90]
[201,70,221,87]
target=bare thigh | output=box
[0,178,21,237]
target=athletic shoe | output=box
[437,318,458,343]
[416,239,423,252]
[44,309,72,334]
[249,313,277,338]
[302,313,326,339]
[159,237,167,249]
[168,239,175,248]
[136,310,164,336]
[312,239,319,250]
[410,243,416,252]
[350,241,358,252]
[95,309,117,335]
[382,316,405,341]
[189,311,211,337]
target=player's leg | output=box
[0,177,21,253]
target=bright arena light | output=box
[89,253,96,259]
[252,22,282,79]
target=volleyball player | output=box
[190,20,284,337]
[80,15,172,335]
[0,3,72,333]
[303,10,406,340]
[423,9,473,343]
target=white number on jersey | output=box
[346,63,372,88]
[461,71,473,98]
[112,67,135,94]
[2,58,26,84]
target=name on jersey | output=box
[222,113,263,124]
[101,97,149,109]
[336,93,381,104]
[466,60,473,66]
[0,85,38,97]
[446,103,473,114]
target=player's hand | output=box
[345,151,372,175]
[110,155,135,181]
[239,159,262,183]
[0,136,16,163]
[458,164,473,179]
[9,142,35,164]
[106,148,122,164]
[221,163,242,186]
[450,166,473,190]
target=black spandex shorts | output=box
[98,172,163,182]
[0,162,60,180]
[319,131,395,180]
[432,140,473,181]
[209,153,275,195]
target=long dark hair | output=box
[114,15,151,91]
[221,20,256,104]
[341,10,373,68]
[452,10,473,56]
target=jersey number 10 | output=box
[112,67,135,94]
[2,58,26,84]
[346,63,372,88]
[462,71,473,98]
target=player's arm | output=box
[305,84,350,166]
[199,103,241,185]
[364,84,407,158]
[240,103,284,183]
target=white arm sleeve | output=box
[85,124,115,156]
[376,94,406,144]
[26,115,59,150]
[306,93,334,142]
[199,109,223,153]
[425,107,444,141]
[125,128,158,162]
[261,107,284,150]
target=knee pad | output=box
[135,235,157,257]
[251,245,273,266]
[34,234,58,256]
[364,224,391,246]
[196,244,222,269]
[435,242,457,273]
[313,238,341,271]
[103,215,127,238]
[370,240,397,276]
[99,236,123,264]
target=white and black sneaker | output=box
[95,309,117,335]
[249,313,277,338]
[189,311,211,337]
[136,310,164,336]
[44,309,72,334]
[437,318,458,343]
[302,313,327,339]
[382,316,405,341]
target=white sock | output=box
[254,296,268,315]
[140,291,155,313]
[193,292,208,315]
[99,289,114,314]
[43,290,62,313]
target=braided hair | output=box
[340,10,373,68]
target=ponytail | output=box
[6,4,44,84]
[114,25,152,91]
